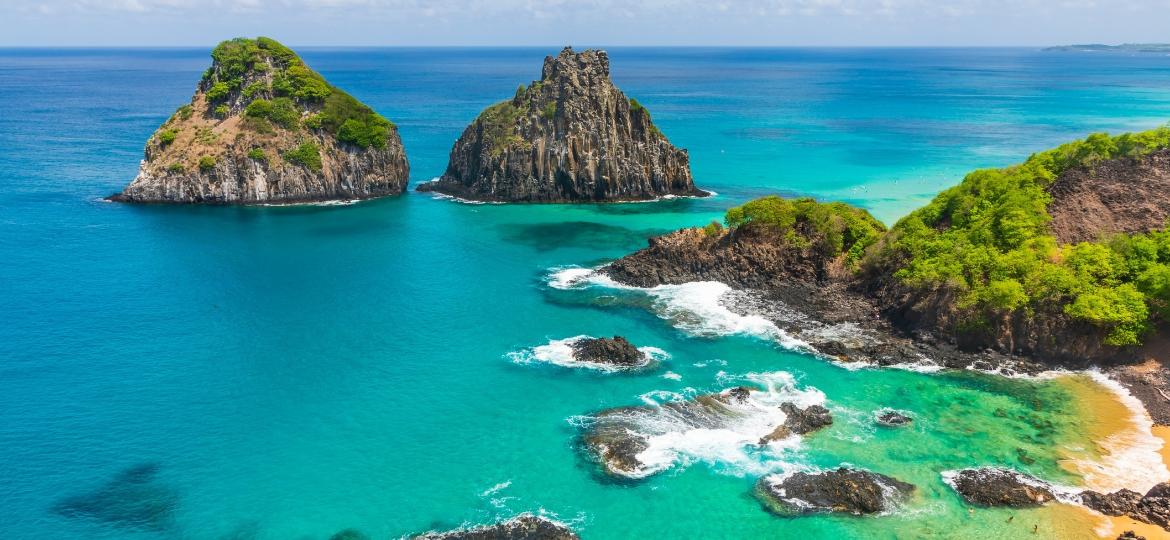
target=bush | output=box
[177,104,193,120]
[206,81,232,103]
[303,113,324,130]
[702,220,723,237]
[283,141,322,172]
[167,162,185,173]
[214,104,229,118]
[542,102,557,120]
[242,81,267,99]
[725,196,885,265]
[244,97,299,129]
[321,91,392,148]
[247,148,267,161]
[198,156,217,171]
[157,129,177,146]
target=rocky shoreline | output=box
[602,224,1170,429]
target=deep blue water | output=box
[2,47,1170,539]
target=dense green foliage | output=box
[176,105,193,120]
[244,97,299,130]
[167,162,185,173]
[247,148,267,161]
[157,129,177,146]
[724,196,886,265]
[198,156,216,171]
[873,127,1170,345]
[283,141,322,172]
[201,37,394,148]
[542,102,557,120]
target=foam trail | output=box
[546,267,810,351]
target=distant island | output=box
[1046,43,1170,53]
[110,37,409,205]
[419,47,707,203]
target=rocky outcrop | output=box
[1081,482,1170,531]
[418,47,705,202]
[758,403,832,445]
[1047,147,1170,244]
[570,336,647,368]
[582,385,757,478]
[413,515,578,540]
[755,468,915,516]
[111,37,408,204]
[874,409,913,427]
[944,468,1056,507]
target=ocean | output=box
[2,47,1170,539]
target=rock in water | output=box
[944,468,1056,507]
[874,409,913,427]
[756,467,915,516]
[111,37,408,204]
[412,514,579,540]
[758,402,833,444]
[52,462,179,531]
[419,47,706,202]
[569,336,646,367]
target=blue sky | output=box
[5,0,1170,47]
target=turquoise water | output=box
[2,47,1170,539]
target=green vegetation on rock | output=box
[283,141,322,172]
[199,37,395,149]
[247,148,267,161]
[724,196,886,266]
[198,156,216,171]
[478,100,526,155]
[157,129,177,146]
[869,127,1170,345]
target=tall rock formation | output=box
[418,47,705,202]
[111,37,409,204]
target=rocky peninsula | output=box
[418,47,706,202]
[110,37,408,204]
[604,128,1170,425]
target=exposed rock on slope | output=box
[1047,147,1170,244]
[943,468,1057,507]
[1081,482,1170,531]
[419,47,705,202]
[111,37,408,204]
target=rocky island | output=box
[418,47,706,202]
[110,37,408,204]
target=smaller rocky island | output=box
[874,409,913,427]
[944,468,1057,508]
[419,47,706,202]
[111,37,408,204]
[755,468,916,516]
[569,336,649,368]
[1082,483,1170,531]
[412,514,578,540]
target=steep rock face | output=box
[419,47,704,202]
[111,37,408,204]
[1047,148,1170,244]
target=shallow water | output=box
[2,47,1170,539]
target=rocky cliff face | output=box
[1047,147,1170,244]
[418,47,705,202]
[111,37,408,204]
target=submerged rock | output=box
[419,47,705,202]
[328,529,370,540]
[52,462,179,531]
[413,514,578,540]
[569,336,647,368]
[756,467,915,516]
[944,468,1056,507]
[111,37,408,204]
[758,402,833,445]
[874,409,913,427]
[1081,482,1170,531]
[582,381,821,478]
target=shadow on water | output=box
[51,462,179,532]
[499,221,671,252]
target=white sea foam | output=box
[545,267,810,350]
[662,371,682,381]
[1066,370,1170,493]
[507,335,667,372]
[600,371,826,479]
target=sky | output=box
[3,0,1170,47]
